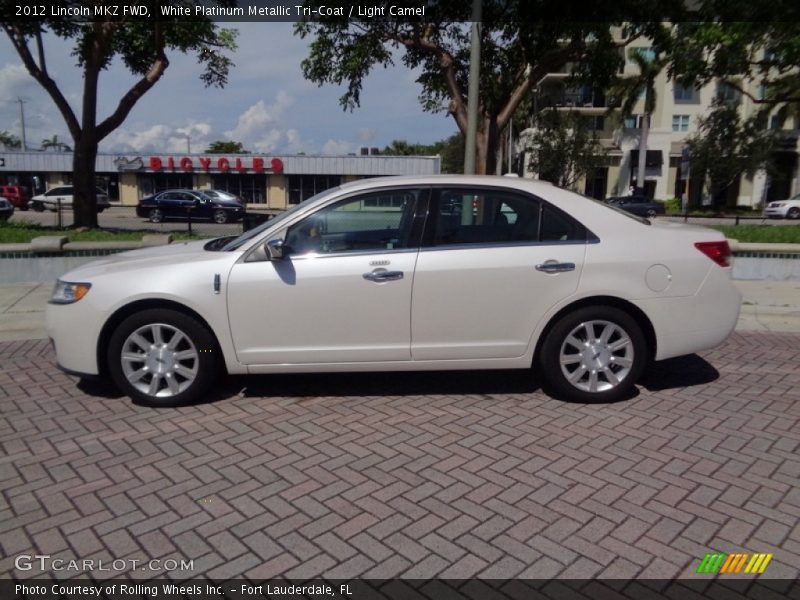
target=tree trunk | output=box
[475,118,498,175]
[72,137,99,228]
[636,112,649,195]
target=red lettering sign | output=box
[149,156,162,171]
[199,157,211,171]
[217,157,230,172]
[271,158,284,173]
[167,157,175,171]
[252,157,264,173]
[235,158,245,172]
[180,157,193,172]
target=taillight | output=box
[695,241,732,267]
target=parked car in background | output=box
[605,195,665,218]
[202,189,244,204]
[48,175,740,407]
[763,194,800,219]
[0,185,31,210]
[136,189,245,224]
[0,197,14,221]
[30,186,110,212]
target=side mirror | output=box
[265,239,286,260]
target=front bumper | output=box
[46,301,103,376]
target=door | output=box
[411,187,587,361]
[227,188,426,365]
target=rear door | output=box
[410,186,588,361]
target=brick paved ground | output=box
[0,333,799,580]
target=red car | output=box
[0,185,31,210]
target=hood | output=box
[60,240,239,281]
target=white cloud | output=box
[322,139,354,155]
[357,128,376,143]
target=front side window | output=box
[284,189,420,255]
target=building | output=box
[523,42,800,206]
[0,151,441,209]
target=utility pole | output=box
[185,134,191,154]
[17,98,27,151]
[463,0,482,175]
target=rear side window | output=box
[430,188,588,246]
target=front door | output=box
[411,187,587,360]
[227,188,425,365]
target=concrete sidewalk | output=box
[1,280,798,343]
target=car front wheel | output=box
[212,209,229,224]
[538,306,647,403]
[149,208,163,223]
[31,201,44,212]
[107,309,220,406]
[788,207,800,219]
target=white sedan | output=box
[46,175,741,406]
[763,194,800,219]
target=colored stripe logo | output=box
[696,552,773,574]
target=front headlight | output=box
[49,280,92,304]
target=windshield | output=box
[221,186,342,251]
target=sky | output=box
[0,22,458,155]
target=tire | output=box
[107,308,221,407]
[31,201,44,212]
[787,207,800,220]
[646,208,657,218]
[537,306,647,403]
[149,208,163,223]
[212,209,229,224]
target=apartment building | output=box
[523,43,799,207]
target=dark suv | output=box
[136,189,245,224]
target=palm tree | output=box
[41,135,72,152]
[609,49,667,196]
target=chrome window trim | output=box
[418,239,597,253]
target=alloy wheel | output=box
[558,319,634,393]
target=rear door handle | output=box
[535,261,576,273]
[363,269,404,282]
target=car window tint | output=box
[285,189,420,255]
[433,189,540,246]
[540,204,586,242]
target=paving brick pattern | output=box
[1,333,799,580]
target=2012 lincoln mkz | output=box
[46,175,741,406]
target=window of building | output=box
[288,175,342,205]
[717,82,741,104]
[673,84,696,102]
[628,47,655,63]
[770,114,785,130]
[210,174,266,204]
[624,115,651,129]
[672,115,690,132]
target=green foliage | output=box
[687,99,779,205]
[711,225,800,244]
[0,221,210,243]
[0,130,21,149]
[294,1,680,173]
[381,134,464,173]
[662,198,682,214]
[521,110,606,190]
[41,135,71,152]
[205,140,249,154]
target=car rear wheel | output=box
[646,208,657,218]
[149,208,163,223]
[538,306,647,403]
[107,309,220,407]
[212,209,229,224]
[788,207,800,219]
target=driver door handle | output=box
[535,261,576,273]
[363,269,404,282]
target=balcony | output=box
[536,89,609,115]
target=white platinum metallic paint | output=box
[46,175,741,404]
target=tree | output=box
[687,99,778,207]
[520,110,606,190]
[1,6,237,227]
[608,48,667,195]
[666,3,800,117]
[0,130,21,149]
[41,134,71,152]
[205,140,249,154]
[381,134,464,173]
[295,2,674,175]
